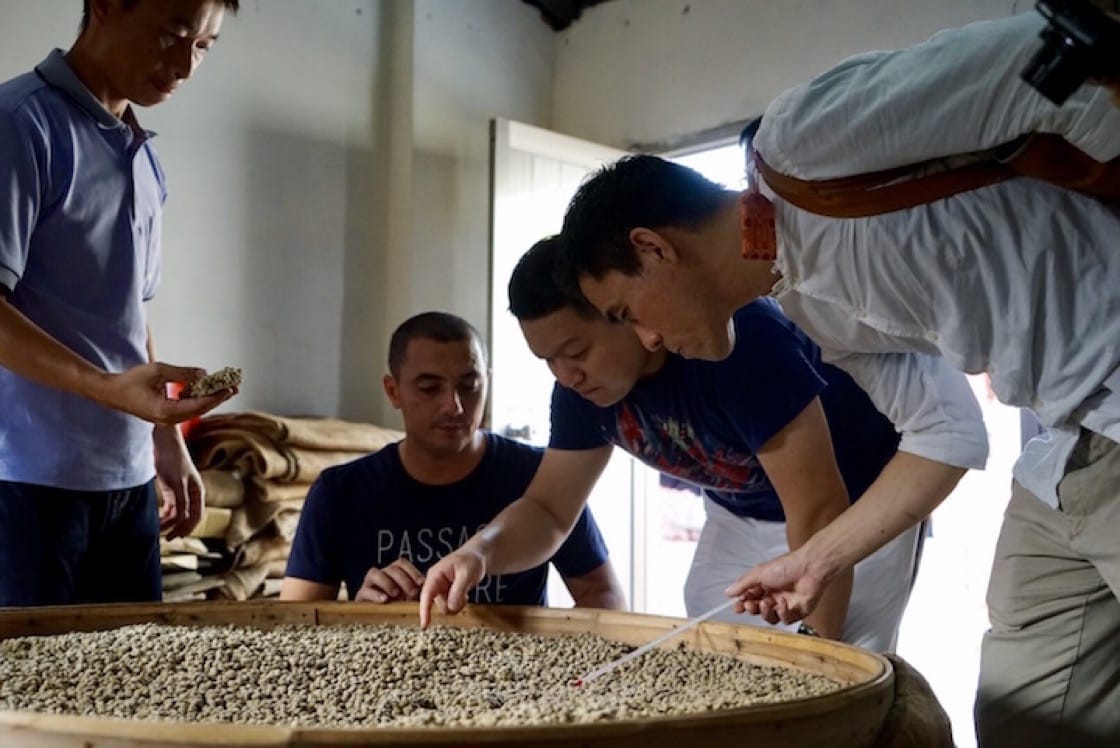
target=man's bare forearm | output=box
[0,297,111,404]
[799,564,851,639]
[786,503,850,639]
[573,588,626,610]
[800,453,964,588]
[462,496,571,576]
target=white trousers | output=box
[683,496,923,652]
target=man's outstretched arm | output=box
[418,446,612,627]
[728,451,963,624]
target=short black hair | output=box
[387,312,485,377]
[739,116,763,150]
[508,235,600,322]
[81,0,241,33]
[562,154,732,281]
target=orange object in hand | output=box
[165,381,202,439]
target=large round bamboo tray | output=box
[0,601,893,747]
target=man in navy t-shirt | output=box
[281,312,624,610]
[420,237,917,652]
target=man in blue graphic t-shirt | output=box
[281,312,625,609]
[420,237,915,652]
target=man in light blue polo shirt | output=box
[0,0,241,606]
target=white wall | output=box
[0,0,553,428]
[407,0,553,362]
[368,0,556,428]
[552,0,1028,148]
[153,1,390,421]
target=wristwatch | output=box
[796,623,820,638]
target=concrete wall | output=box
[552,0,1027,149]
[406,0,554,376]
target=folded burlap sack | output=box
[871,653,955,747]
[247,478,311,505]
[234,533,292,569]
[225,499,304,548]
[218,559,288,601]
[193,432,368,484]
[192,429,291,479]
[191,411,403,453]
[285,447,367,484]
[200,469,246,509]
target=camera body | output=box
[1022,0,1120,104]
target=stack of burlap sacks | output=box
[160,412,402,601]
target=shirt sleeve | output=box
[284,474,344,585]
[756,13,1120,179]
[548,381,611,450]
[0,108,47,293]
[139,145,166,302]
[549,505,610,579]
[718,302,828,451]
[824,349,989,470]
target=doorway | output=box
[486,121,749,615]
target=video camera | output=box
[1021,0,1120,104]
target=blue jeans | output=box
[0,480,162,606]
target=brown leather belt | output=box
[754,133,1119,218]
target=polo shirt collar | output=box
[35,49,156,139]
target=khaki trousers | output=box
[976,430,1120,747]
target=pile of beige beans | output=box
[0,623,841,727]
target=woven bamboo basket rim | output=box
[0,600,894,747]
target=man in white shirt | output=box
[553,12,1120,748]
